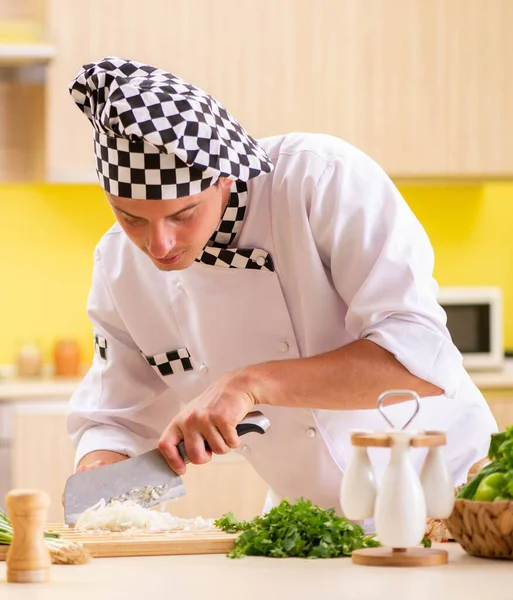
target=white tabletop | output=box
[0,378,81,401]
[0,544,511,600]
[468,359,513,389]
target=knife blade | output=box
[63,410,270,526]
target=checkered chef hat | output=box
[69,57,274,200]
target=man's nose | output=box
[147,222,177,259]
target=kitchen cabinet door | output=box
[0,0,46,20]
[43,0,513,182]
[11,401,75,523]
[0,80,45,181]
[164,454,270,522]
[482,391,513,431]
[0,0,48,181]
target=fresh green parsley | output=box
[214,498,380,559]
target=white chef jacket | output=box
[68,132,498,515]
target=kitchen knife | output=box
[64,410,270,526]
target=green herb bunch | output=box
[215,498,380,559]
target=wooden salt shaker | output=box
[6,489,51,583]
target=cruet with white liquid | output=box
[339,389,455,567]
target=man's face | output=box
[107,179,232,271]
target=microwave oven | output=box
[437,286,504,371]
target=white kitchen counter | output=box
[0,378,82,401]
[468,359,513,389]
[0,544,510,600]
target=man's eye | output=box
[123,215,144,226]
[173,210,195,223]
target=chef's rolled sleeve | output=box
[73,424,148,469]
[67,249,168,469]
[309,151,463,397]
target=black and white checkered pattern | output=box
[196,181,275,272]
[142,347,193,376]
[209,180,248,247]
[94,335,107,360]
[198,247,274,271]
[69,57,274,200]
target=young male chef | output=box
[67,57,497,515]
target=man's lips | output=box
[154,251,185,265]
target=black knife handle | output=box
[177,410,270,465]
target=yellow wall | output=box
[403,182,513,350]
[0,182,512,366]
[0,184,114,366]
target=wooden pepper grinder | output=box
[6,489,51,583]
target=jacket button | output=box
[306,428,316,439]
[199,363,208,374]
[255,256,266,266]
[176,281,184,290]
[279,342,289,353]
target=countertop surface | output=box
[0,378,82,401]
[0,544,511,600]
[469,359,513,389]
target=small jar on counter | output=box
[15,341,43,378]
[53,339,81,377]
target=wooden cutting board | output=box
[0,524,238,559]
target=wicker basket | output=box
[443,499,513,559]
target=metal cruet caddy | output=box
[340,389,455,566]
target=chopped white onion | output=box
[74,499,216,533]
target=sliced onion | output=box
[74,499,216,533]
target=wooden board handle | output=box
[6,489,52,583]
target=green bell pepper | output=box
[474,472,508,502]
